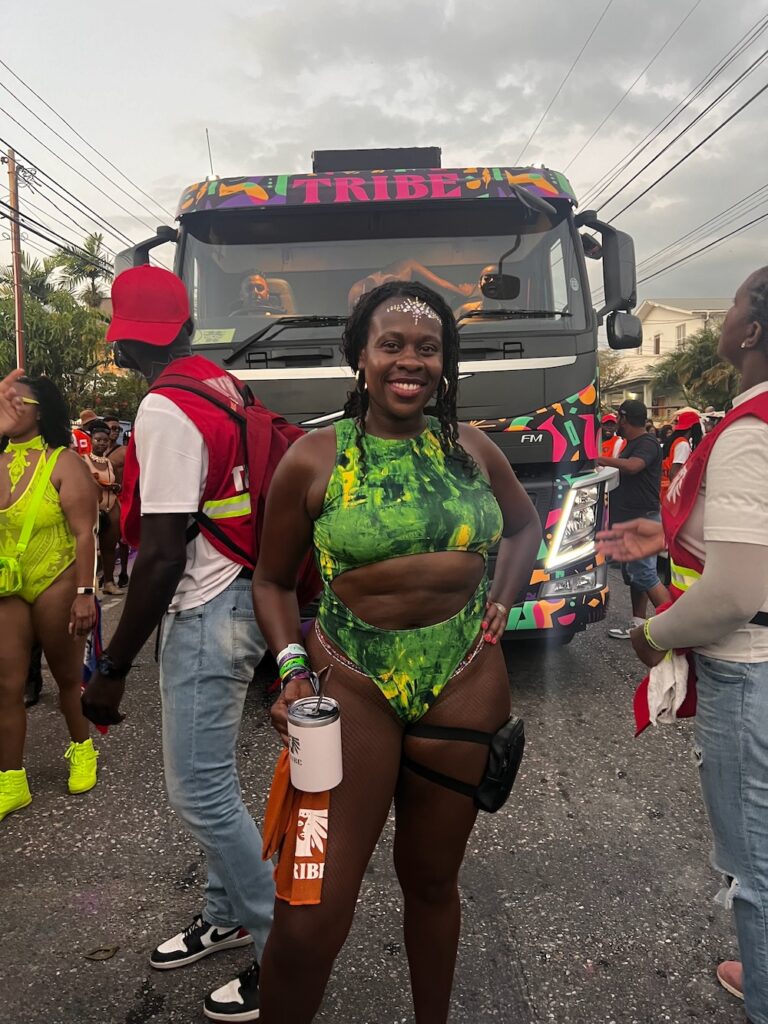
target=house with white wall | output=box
[636,298,730,357]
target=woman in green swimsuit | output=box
[253,281,542,1023]
[0,376,100,822]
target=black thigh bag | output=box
[402,716,525,814]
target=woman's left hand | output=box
[630,625,667,669]
[483,599,509,644]
[69,595,96,638]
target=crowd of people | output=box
[1,263,767,1024]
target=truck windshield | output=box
[180,200,587,347]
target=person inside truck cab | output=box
[232,271,290,317]
[347,259,475,310]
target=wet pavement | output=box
[3,569,743,1024]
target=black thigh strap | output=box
[751,611,768,627]
[405,723,492,745]
[401,757,477,799]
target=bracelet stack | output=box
[277,643,312,688]
[643,618,666,653]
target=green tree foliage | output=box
[598,350,630,393]
[0,252,58,303]
[0,287,110,414]
[88,371,147,421]
[51,232,113,309]
[652,326,738,410]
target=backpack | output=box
[150,371,322,608]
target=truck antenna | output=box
[205,128,215,178]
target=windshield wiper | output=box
[457,308,571,329]
[224,315,347,366]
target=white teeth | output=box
[390,382,421,391]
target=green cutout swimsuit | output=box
[314,418,503,723]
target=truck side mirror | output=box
[575,213,637,322]
[114,225,178,276]
[581,233,602,260]
[607,311,642,349]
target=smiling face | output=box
[357,298,444,425]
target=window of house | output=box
[653,334,661,355]
[676,324,686,346]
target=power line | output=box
[636,208,768,285]
[515,0,616,164]
[0,181,118,258]
[581,13,768,205]
[597,48,768,214]
[0,72,173,225]
[0,207,115,269]
[0,58,174,220]
[0,103,159,234]
[564,0,703,172]
[0,199,113,273]
[606,80,768,221]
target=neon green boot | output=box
[65,738,99,794]
[0,768,32,821]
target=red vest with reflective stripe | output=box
[121,356,253,567]
[662,392,768,597]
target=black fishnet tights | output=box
[259,630,511,1024]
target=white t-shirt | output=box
[671,438,691,466]
[133,393,241,611]
[677,381,768,662]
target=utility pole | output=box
[3,148,25,368]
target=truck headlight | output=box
[540,564,607,597]
[546,483,601,569]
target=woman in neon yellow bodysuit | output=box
[0,376,100,822]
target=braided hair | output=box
[747,266,768,345]
[341,280,476,474]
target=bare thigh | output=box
[32,566,85,689]
[0,596,34,695]
[394,641,511,882]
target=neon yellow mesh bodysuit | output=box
[0,446,75,603]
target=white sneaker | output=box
[608,618,643,640]
[149,915,252,970]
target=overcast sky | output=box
[2,0,767,306]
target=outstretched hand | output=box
[0,368,25,436]
[596,518,666,562]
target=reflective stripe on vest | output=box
[201,494,252,520]
[670,559,701,592]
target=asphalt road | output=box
[3,570,742,1024]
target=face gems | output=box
[384,299,442,326]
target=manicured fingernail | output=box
[492,638,498,645]
[484,633,493,642]
[482,621,488,630]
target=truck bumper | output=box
[504,560,610,639]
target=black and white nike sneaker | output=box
[149,915,252,970]
[204,959,261,1021]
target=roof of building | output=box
[638,297,731,315]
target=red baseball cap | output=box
[106,266,191,346]
[674,410,700,430]
[601,413,618,424]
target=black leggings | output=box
[259,627,511,1024]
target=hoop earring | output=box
[357,370,367,390]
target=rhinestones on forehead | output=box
[383,299,442,325]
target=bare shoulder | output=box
[458,422,502,467]
[282,426,337,473]
[52,447,92,483]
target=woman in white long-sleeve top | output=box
[598,266,768,1024]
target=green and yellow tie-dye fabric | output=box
[313,418,503,723]
[314,417,502,583]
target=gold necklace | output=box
[6,435,45,491]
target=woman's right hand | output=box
[0,368,25,436]
[271,675,317,746]
[596,518,666,561]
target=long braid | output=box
[341,280,478,475]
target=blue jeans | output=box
[160,577,275,957]
[619,511,661,592]
[693,652,768,1024]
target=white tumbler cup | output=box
[287,696,343,792]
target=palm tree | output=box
[0,251,57,303]
[652,326,738,410]
[52,232,113,309]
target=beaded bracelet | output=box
[643,618,666,653]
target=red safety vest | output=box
[121,355,255,565]
[633,391,768,734]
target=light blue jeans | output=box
[160,576,275,958]
[693,652,768,1024]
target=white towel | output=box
[646,651,689,726]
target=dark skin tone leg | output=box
[99,504,121,587]
[0,597,34,769]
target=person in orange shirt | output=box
[660,410,703,502]
[601,413,625,458]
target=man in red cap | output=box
[601,412,625,459]
[81,266,273,1022]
